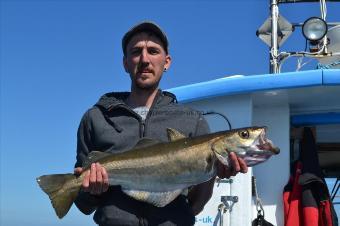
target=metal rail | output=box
[270,0,280,73]
[278,0,340,3]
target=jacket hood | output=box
[95,90,178,111]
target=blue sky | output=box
[1,1,339,226]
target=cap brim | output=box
[122,21,169,54]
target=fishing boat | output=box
[168,0,340,225]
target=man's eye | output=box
[149,48,160,54]
[130,49,141,55]
[131,50,139,55]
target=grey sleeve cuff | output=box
[74,190,102,215]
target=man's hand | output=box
[74,163,109,195]
[216,152,248,178]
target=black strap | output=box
[252,211,274,226]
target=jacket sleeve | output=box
[75,111,92,168]
[74,111,102,215]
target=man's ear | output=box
[123,56,128,73]
[164,55,172,71]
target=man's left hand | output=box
[216,152,248,178]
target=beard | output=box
[134,80,160,91]
[132,74,161,91]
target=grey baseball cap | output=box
[122,21,169,55]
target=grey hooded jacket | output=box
[74,90,210,226]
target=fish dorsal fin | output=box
[122,189,183,207]
[166,128,186,141]
[83,151,112,168]
[134,138,160,149]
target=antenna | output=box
[256,0,340,73]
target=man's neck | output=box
[127,87,159,108]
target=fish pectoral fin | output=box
[214,150,230,167]
[122,189,183,207]
[166,128,186,141]
[83,151,112,168]
[134,138,161,149]
[211,140,230,167]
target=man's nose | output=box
[140,49,150,63]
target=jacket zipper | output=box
[140,121,145,138]
[141,91,162,137]
[107,91,162,138]
[141,108,153,138]
[107,104,145,137]
[119,104,147,138]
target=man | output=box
[74,21,247,226]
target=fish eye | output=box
[238,130,249,139]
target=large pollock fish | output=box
[37,126,279,219]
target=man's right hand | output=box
[74,163,109,195]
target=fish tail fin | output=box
[37,174,79,219]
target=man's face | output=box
[123,32,171,91]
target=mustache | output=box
[137,65,153,73]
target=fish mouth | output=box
[243,154,271,167]
[241,129,280,166]
[255,129,280,155]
